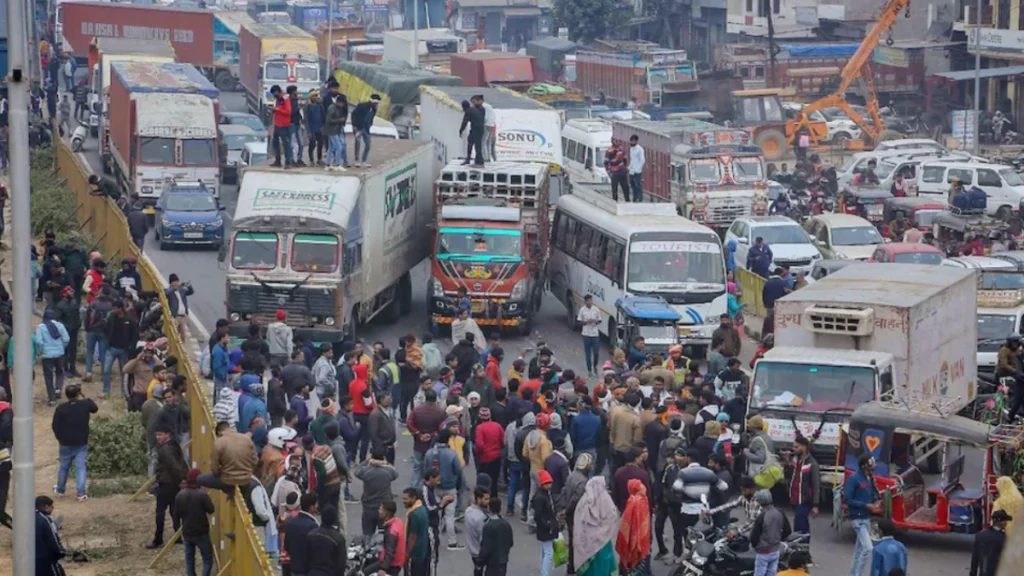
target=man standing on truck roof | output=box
[604,140,630,202]
[351,94,381,168]
[305,90,326,166]
[481,96,497,162]
[287,86,306,167]
[628,135,645,203]
[459,97,486,168]
[269,85,294,168]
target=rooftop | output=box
[248,136,427,175]
[780,263,974,309]
[425,86,550,110]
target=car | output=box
[874,138,987,162]
[154,182,225,250]
[835,148,953,191]
[219,124,265,184]
[803,259,859,284]
[942,255,1017,270]
[725,216,822,277]
[219,111,266,134]
[804,213,884,260]
[238,140,268,182]
[867,242,944,264]
[916,160,1024,220]
[992,250,1024,270]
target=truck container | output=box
[60,2,213,65]
[238,22,319,122]
[312,23,365,72]
[382,28,465,70]
[224,138,436,344]
[213,11,257,91]
[287,2,329,32]
[333,61,462,137]
[969,269,1024,383]
[419,85,563,171]
[429,162,549,333]
[749,264,978,485]
[577,48,697,107]
[526,36,577,84]
[449,52,538,90]
[106,61,221,204]
[89,38,176,139]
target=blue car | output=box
[154,183,225,250]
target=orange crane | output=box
[787,0,911,147]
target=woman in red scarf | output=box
[616,478,652,575]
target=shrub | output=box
[30,147,96,247]
[87,411,149,478]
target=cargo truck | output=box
[429,162,550,334]
[449,53,538,90]
[221,138,436,344]
[105,61,221,204]
[89,38,176,139]
[526,36,577,85]
[577,48,697,107]
[974,269,1024,384]
[313,23,365,73]
[238,22,320,123]
[383,28,465,70]
[287,2,329,32]
[213,11,257,91]
[748,264,978,485]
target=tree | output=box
[554,0,618,44]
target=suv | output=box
[154,181,226,250]
[725,216,821,276]
[916,161,1024,220]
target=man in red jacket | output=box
[474,407,504,496]
[349,363,376,461]
[485,347,503,390]
[269,85,294,168]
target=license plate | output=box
[184,232,203,239]
[678,327,691,335]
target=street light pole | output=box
[413,0,420,68]
[973,0,982,155]
[7,0,37,571]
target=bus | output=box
[549,182,728,352]
[561,118,612,184]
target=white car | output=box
[783,102,862,144]
[804,213,883,261]
[874,138,987,162]
[725,216,822,277]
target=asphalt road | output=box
[68,92,978,576]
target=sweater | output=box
[353,461,398,507]
[51,398,99,447]
[174,487,215,539]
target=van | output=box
[561,118,612,184]
[916,161,1024,220]
[836,149,961,191]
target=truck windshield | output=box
[980,271,1024,289]
[753,362,875,410]
[978,314,1016,351]
[182,139,216,165]
[139,137,175,164]
[264,62,289,81]
[296,64,319,82]
[292,234,340,273]
[688,159,721,184]
[437,228,522,261]
[232,232,278,270]
[732,158,763,182]
[628,237,725,287]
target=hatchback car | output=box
[219,111,266,133]
[868,242,943,264]
[725,216,821,276]
[804,213,884,260]
[154,182,225,250]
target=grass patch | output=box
[87,475,149,498]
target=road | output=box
[69,92,976,576]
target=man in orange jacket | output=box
[269,85,294,168]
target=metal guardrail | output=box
[735,267,767,317]
[55,141,274,576]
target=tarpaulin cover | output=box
[333,61,463,119]
[779,44,860,58]
[527,36,577,72]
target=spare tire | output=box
[756,129,788,161]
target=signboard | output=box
[967,27,1024,54]
[795,6,819,27]
[873,46,910,68]
[951,110,979,151]
[493,109,563,166]
[766,417,843,446]
[363,0,390,12]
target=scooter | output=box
[346,530,384,576]
[71,123,89,152]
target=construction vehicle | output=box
[730,88,827,161]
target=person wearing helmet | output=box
[261,427,296,487]
[1001,334,1024,421]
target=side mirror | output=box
[738,237,749,245]
[154,205,163,211]
[218,204,226,211]
[217,243,228,263]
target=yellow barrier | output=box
[735,267,767,318]
[55,142,274,576]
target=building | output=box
[451,0,554,49]
[956,0,1024,119]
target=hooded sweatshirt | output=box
[725,239,737,272]
[238,379,269,433]
[349,364,375,415]
[266,321,294,357]
[422,342,444,379]
[523,416,553,472]
[214,387,239,429]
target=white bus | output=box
[561,119,612,185]
[549,182,728,351]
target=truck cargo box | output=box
[449,52,537,88]
[333,61,462,122]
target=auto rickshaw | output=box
[838,186,892,226]
[838,402,1024,536]
[931,210,1011,257]
[880,197,945,240]
[613,296,683,359]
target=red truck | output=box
[577,49,698,106]
[449,52,538,89]
[59,2,214,66]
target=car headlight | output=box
[142,186,154,194]
[430,278,445,298]
[324,316,335,326]
[811,253,821,260]
[510,279,527,300]
[162,219,173,228]
[211,217,223,228]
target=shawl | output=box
[994,476,1023,533]
[615,479,651,570]
[573,476,621,567]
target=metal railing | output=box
[735,267,767,317]
[55,141,274,576]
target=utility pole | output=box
[326,0,333,75]
[973,0,983,155]
[412,0,420,68]
[8,0,37,572]
[765,0,777,87]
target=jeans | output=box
[483,126,496,161]
[65,327,79,373]
[272,126,293,164]
[793,504,811,540]
[438,487,457,545]
[610,172,629,201]
[411,451,426,490]
[629,172,644,202]
[64,74,74,92]
[479,459,501,496]
[41,358,65,402]
[290,125,303,161]
[184,533,214,576]
[582,336,599,373]
[84,332,107,375]
[308,132,325,163]
[539,539,553,576]
[520,463,531,517]
[754,550,780,576]
[655,501,684,557]
[326,134,347,166]
[102,347,128,396]
[850,518,873,576]
[56,444,88,496]
[354,413,370,461]
[354,129,371,163]
[505,461,521,514]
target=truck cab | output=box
[670,144,769,229]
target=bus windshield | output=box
[627,236,725,288]
[753,362,876,411]
[231,232,278,270]
[437,228,522,262]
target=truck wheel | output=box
[214,72,236,92]
[398,273,413,315]
[519,312,534,336]
[756,129,787,161]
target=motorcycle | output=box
[346,530,384,576]
[71,123,89,152]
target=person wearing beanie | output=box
[532,469,559,576]
[474,407,503,496]
[174,468,215,575]
[656,417,687,479]
[266,309,294,368]
[744,414,775,481]
[523,412,553,529]
[749,488,792,575]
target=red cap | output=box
[538,470,553,485]
[276,309,287,321]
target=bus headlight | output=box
[430,278,445,297]
[510,280,527,300]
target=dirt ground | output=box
[0,193,186,574]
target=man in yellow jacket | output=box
[522,413,552,530]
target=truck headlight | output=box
[510,279,527,300]
[430,278,445,297]
[142,186,154,194]
[229,313,240,322]
[324,316,336,326]
[705,315,718,325]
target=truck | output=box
[287,1,329,32]
[213,11,257,91]
[238,22,320,123]
[449,52,538,90]
[382,28,465,71]
[748,264,978,486]
[576,48,697,107]
[429,162,550,333]
[526,36,577,85]
[222,138,436,344]
[974,269,1024,384]
[106,61,221,204]
[611,119,768,229]
[89,38,176,139]
[313,23,365,73]
[418,85,563,172]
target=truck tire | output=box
[214,71,236,92]
[519,311,534,336]
[756,129,787,161]
[382,293,401,325]
[398,273,413,315]
[875,129,904,143]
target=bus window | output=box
[585,147,594,170]
[566,140,578,164]
[607,240,625,286]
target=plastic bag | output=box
[553,533,569,567]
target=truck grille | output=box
[709,204,749,223]
[228,284,336,324]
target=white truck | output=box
[975,269,1024,384]
[221,138,436,344]
[748,264,978,485]
[383,28,466,70]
